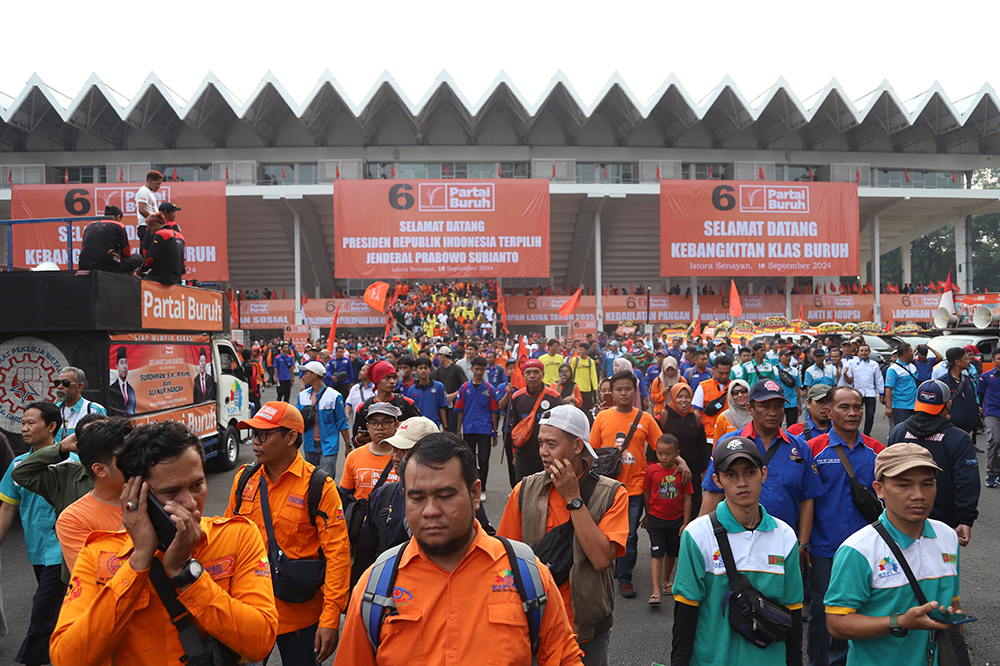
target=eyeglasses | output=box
[731,388,749,396]
[367,419,397,430]
[52,379,76,388]
[251,428,287,443]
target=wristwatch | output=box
[889,613,908,638]
[566,497,585,511]
[170,559,204,588]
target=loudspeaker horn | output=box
[934,307,958,329]
[973,305,998,329]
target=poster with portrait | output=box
[108,339,215,415]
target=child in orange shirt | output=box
[641,434,692,604]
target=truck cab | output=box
[0,270,248,469]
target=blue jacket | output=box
[297,385,350,456]
[325,356,355,388]
[275,353,296,381]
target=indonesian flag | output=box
[939,270,956,314]
[559,287,583,318]
[364,281,390,313]
[729,279,743,319]
[326,303,340,354]
[510,336,528,390]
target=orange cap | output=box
[238,401,304,433]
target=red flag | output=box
[952,171,957,183]
[856,169,860,183]
[225,166,230,180]
[865,281,872,293]
[919,281,924,293]
[552,163,556,178]
[729,279,743,319]
[807,166,814,180]
[7,170,11,184]
[497,289,510,334]
[759,166,765,180]
[692,320,701,337]
[335,164,340,179]
[840,283,848,295]
[326,303,340,354]
[656,164,661,179]
[364,281,390,313]
[384,314,393,341]
[603,164,608,179]
[944,269,955,293]
[63,169,68,184]
[510,337,528,389]
[301,292,308,306]
[390,164,395,178]
[887,317,894,332]
[904,170,909,183]
[444,163,450,178]
[799,302,805,320]
[172,168,177,181]
[282,287,286,299]
[497,163,502,178]
[708,165,713,179]
[271,287,277,300]
[851,282,859,294]
[118,167,124,182]
[282,164,286,180]
[558,287,583,318]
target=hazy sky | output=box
[3,0,994,113]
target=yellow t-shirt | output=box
[541,353,565,385]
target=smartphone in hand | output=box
[928,609,977,625]
[147,493,177,552]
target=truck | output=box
[0,270,248,469]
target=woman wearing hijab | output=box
[613,356,644,409]
[712,379,752,445]
[654,382,710,515]
[554,362,583,408]
[649,356,682,416]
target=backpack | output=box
[360,536,546,656]
[341,457,395,544]
[233,462,330,528]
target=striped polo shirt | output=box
[673,500,803,666]
[825,512,960,666]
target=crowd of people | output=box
[0,318,991,666]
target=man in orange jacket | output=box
[50,421,278,665]
[229,401,350,665]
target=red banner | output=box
[238,299,384,329]
[131,403,217,438]
[141,282,224,332]
[333,179,550,279]
[660,181,859,277]
[11,182,228,280]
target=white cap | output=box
[539,405,599,459]
[303,361,327,377]
[383,416,439,450]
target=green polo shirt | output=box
[673,500,802,666]
[824,511,960,666]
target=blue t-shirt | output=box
[705,424,825,531]
[454,380,500,435]
[913,358,938,382]
[776,363,801,407]
[0,452,67,566]
[405,380,448,426]
[885,362,918,409]
[978,368,1000,418]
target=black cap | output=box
[159,202,181,213]
[713,436,764,472]
[103,205,123,218]
[748,378,788,403]
[946,346,966,366]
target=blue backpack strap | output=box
[497,536,547,655]
[360,543,405,656]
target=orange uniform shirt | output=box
[335,522,583,666]
[589,408,662,496]
[340,445,399,500]
[496,478,629,628]
[225,453,350,633]
[50,516,278,666]
[55,492,123,575]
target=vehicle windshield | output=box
[928,336,987,356]
[862,335,893,351]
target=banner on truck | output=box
[334,179,550,279]
[660,181,859,277]
[11,182,229,280]
[142,282,224,332]
[108,342,215,416]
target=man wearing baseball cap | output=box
[787,384,833,440]
[887,380,979,547]
[672,436,804,665]
[227,401,350,664]
[297,360,350,477]
[507,359,563,482]
[701,379,824,569]
[825,444,962,666]
[350,360,420,444]
[499,405,628,665]
[342,403,401,501]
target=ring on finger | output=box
[125,501,138,513]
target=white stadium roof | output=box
[2,70,1000,151]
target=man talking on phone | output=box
[50,421,279,665]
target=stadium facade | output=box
[3,70,1000,322]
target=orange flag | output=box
[799,303,805,320]
[510,336,528,389]
[364,281,390,313]
[326,302,340,355]
[497,288,510,334]
[558,287,583,318]
[729,279,743,319]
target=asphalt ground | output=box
[1,384,997,665]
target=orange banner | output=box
[283,325,309,349]
[131,403,218,438]
[142,282,224,332]
[660,181,859,277]
[333,179,550,279]
[238,299,384,329]
[11,182,228,280]
[108,342,213,415]
[699,294,786,322]
[789,295,874,323]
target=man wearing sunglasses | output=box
[53,367,106,443]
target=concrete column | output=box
[956,216,973,294]
[871,216,881,324]
[593,197,608,330]
[785,276,792,319]
[293,208,303,325]
[901,241,912,287]
[691,276,699,323]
